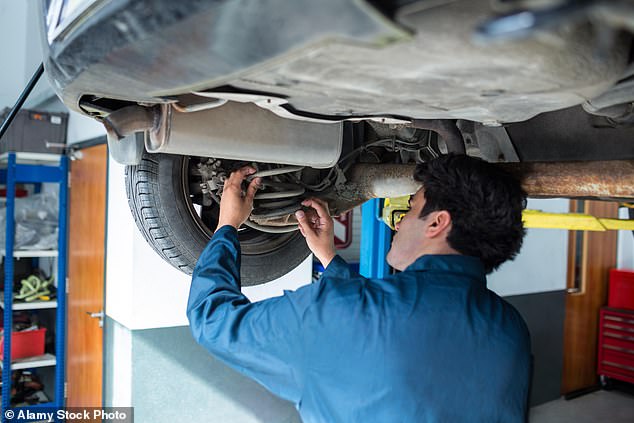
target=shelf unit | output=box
[0,354,56,371]
[0,293,57,311]
[0,152,68,417]
[1,250,58,258]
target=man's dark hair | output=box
[414,154,527,274]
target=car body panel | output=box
[42,0,630,124]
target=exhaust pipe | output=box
[103,105,161,165]
[328,160,634,214]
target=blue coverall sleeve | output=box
[186,225,310,403]
[321,254,357,280]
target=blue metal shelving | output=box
[0,152,68,421]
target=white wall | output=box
[488,198,570,297]
[0,0,56,110]
[617,207,634,269]
[105,159,312,330]
[108,319,133,407]
[66,110,106,144]
[0,0,104,146]
[489,201,633,297]
[0,1,30,109]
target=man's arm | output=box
[187,225,310,402]
[295,198,336,267]
[187,166,307,401]
[295,198,359,280]
[186,169,352,402]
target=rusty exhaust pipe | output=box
[328,160,634,214]
[499,160,634,201]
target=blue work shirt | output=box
[187,225,531,423]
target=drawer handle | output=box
[605,315,634,325]
[604,345,634,355]
[605,332,634,341]
[604,323,634,333]
[602,360,634,372]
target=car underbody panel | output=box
[224,0,630,123]
[38,0,634,281]
[47,0,632,124]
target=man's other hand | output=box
[217,166,262,230]
[295,198,336,267]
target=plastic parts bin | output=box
[0,328,46,360]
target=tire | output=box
[124,151,311,286]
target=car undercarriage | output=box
[41,0,634,283]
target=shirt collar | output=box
[404,254,486,281]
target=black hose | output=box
[0,63,44,143]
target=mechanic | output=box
[187,154,531,423]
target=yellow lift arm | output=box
[382,197,634,231]
[522,209,634,231]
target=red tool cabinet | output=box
[598,307,634,385]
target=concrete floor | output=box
[529,390,634,423]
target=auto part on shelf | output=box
[147,101,343,168]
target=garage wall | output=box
[488,198,569,296]
[103,319,301,423]
[0,0,106,146]
[617,207,634,269]
[505,291,566,406]
[0,1,39,109]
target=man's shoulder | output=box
[312,269,402,304]
[486,291,531,348]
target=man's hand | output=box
[217,166,262,230]
[295,198,336,267]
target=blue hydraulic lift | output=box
[359,198,392,279]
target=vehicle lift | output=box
[359,196,634,279]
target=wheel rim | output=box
[181,156,299,256]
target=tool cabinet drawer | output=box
[598,307,634,384]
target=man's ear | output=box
[425,210,452,238]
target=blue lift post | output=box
[1,153,69,421]
[359,198,392,279]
